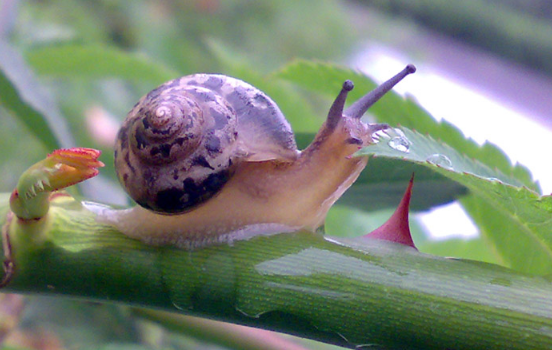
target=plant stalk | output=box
[1,195,552,350]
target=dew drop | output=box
[426,154,453,169]
[387,136,411,153]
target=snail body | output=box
[100,65,416,248]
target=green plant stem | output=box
[2,195,552,350]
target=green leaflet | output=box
[26,44,178,85]
[359,127,552,275]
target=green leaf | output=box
[359,127,552,275]
[26,44,178,84]
[276,59,539,192]
[0,40,74,149]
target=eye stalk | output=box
[344,64,416,120]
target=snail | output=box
[99,65,416,248]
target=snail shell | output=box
[115,74,298,214]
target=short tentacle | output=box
[344,64,416,119]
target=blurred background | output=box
[3,0,552,239]
[2,0,552,349]
[1,0,552,243]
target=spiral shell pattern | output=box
[115,74,297,214]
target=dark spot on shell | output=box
[203,76,224,91]
[150,169,231,213]
[150,143,172,158]
[135,128,149,150]
[187,88,216,102]
[192,156,214,170]
[253,92,270,108]
[175,137,187,146]
[204,135,221,153]
[204,171,229,192]
[155,188,186,213]
[209,107,229,129]
[142,117,151,129]
[225,87,253,117]
[122,173,129,183]
[182,113,196,131]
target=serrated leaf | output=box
[0,40,74,149]
[276,59,539,192]
[360,127,552,275]
[26,44,178,84]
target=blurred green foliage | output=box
[0,0,360,194]
[360,0,552,77]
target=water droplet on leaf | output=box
[387,132,411,153]
[426,154,453,169]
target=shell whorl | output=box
[115,74,298,214]
[132,91,207,164]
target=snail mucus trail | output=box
[100,64,416,248]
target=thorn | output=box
[364,174,417,249]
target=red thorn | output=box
[364,174,417,249]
